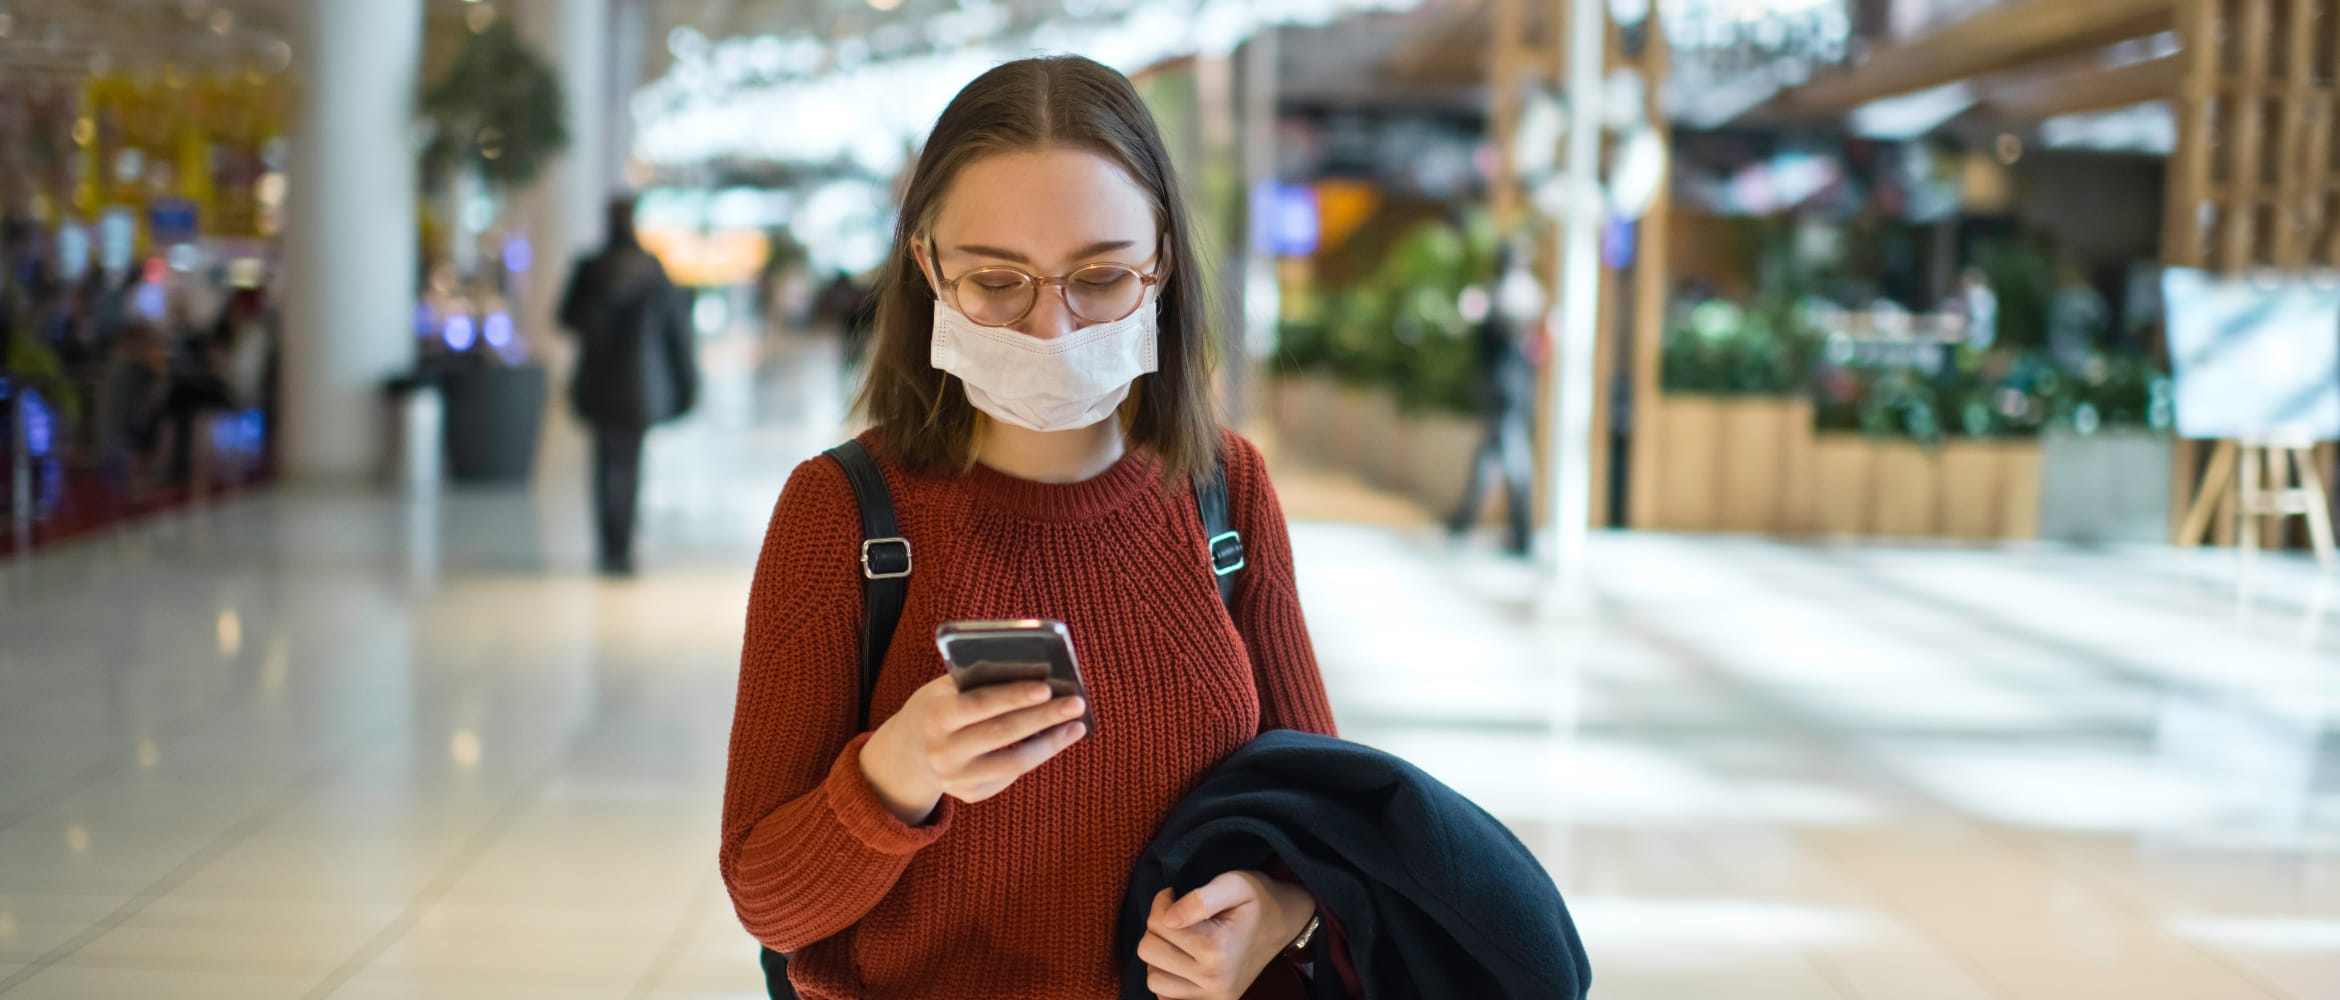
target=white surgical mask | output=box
[930,298,1158,432]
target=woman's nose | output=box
[1016,287,1080,341]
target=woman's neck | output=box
[973,418,1127,484]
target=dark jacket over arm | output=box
[1119,731,1591,1000]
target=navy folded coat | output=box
[1117,730,1592,999]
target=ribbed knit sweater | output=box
[721,428,1339,1000]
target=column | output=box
[1235,29,1281,426]
[609,0,649,187]
[278,0,422,482]
[517,0,612,360]
[1545,0,1607,590]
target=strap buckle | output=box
[1208,530,1246,577]
[861,537,913,580]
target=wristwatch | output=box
[1282,910,1322,960]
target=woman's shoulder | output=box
[1214,426,1274,488]
[768,429,936,539]
[763,443,866,556]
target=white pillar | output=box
[609,0,648,185]
[279,0,422,482]
[517,0,613,359]
[1236,29,1281,427]
[1545,0,1607,590]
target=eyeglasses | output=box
[930,240,1164,328]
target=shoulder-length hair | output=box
[853,55,1220,486]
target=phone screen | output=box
[936,620,1095,735]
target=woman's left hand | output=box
[1138,870,1316,1000]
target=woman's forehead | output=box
[931,148,1157,263]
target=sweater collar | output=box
[959,445,1161,522]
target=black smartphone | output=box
[933,619,1096,736]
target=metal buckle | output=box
[1208,530,1246,577]
[861,537,913,580]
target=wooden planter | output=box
[1647,394,1815,534]
[1810,435,1877,536]
[1270,376,1503,524]
[1272,374,1340,464]
[1409,409,1483,522]
[1809,434,2042,540]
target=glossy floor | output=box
[2,340,2336,998]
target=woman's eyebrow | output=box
[951,240,1137,265]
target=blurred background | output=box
[2,0,2338,998]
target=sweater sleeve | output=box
[1222,431,1339,737]
[720,456,955,953]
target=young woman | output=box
[720,56,1341,1000]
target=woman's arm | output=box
[1219,431,1338,738]
[719,456,955,953]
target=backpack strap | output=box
[1193,448,1243,609]
[824,439,910,733]
[822,439,1238,731]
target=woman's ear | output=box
[912,240,942,298]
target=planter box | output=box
[1872,441,1941,538]
[2037,429,2174,545]
[1267,375,1507,525]
[1358,392,1405,492]
[1648,394,1813,534]
[1811,434,1877,536]
[1810,434,2042,540]
[1721,397,1815,534]
[1653,395,1724,531]
[1271,374,1337,464]
[1326,384,1381,471]
[1409,409,1484,522]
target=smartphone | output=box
[934,619,1096,736]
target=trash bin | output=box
[441,364,547,485]
[383,375,444,494]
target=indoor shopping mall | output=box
[2,2,2337,999]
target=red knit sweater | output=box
[721,429,1339,1000]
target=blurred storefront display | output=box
[3,44,292,556]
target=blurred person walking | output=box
[558,196,700,577]
[1446,236,1539,557]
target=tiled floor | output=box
[2,336,2336,998]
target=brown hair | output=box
[853,55,1221,486]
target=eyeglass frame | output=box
[924,237,1167,329]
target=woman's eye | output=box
[1076,273,1131,290]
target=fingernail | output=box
[1027,685,1050,702]
[1060,697,1085,717]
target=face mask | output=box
[930,298,1159,433]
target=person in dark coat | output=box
[1448,236,1539,557]
[557,196,700,576]
[1120,730,1591,1000]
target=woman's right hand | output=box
[860,675,1089,825]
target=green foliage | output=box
[1659,297,1820,396]
[1972,237,2054,352]
[1273,213,1497,415]
[1812,345,2172,447]
[420,21,570,191]
[4,333,84,424]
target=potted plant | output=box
[1651,295,1820,533]
[415,19,568,485]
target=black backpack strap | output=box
[824,439,910,732]
[1193,448,1243,609]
